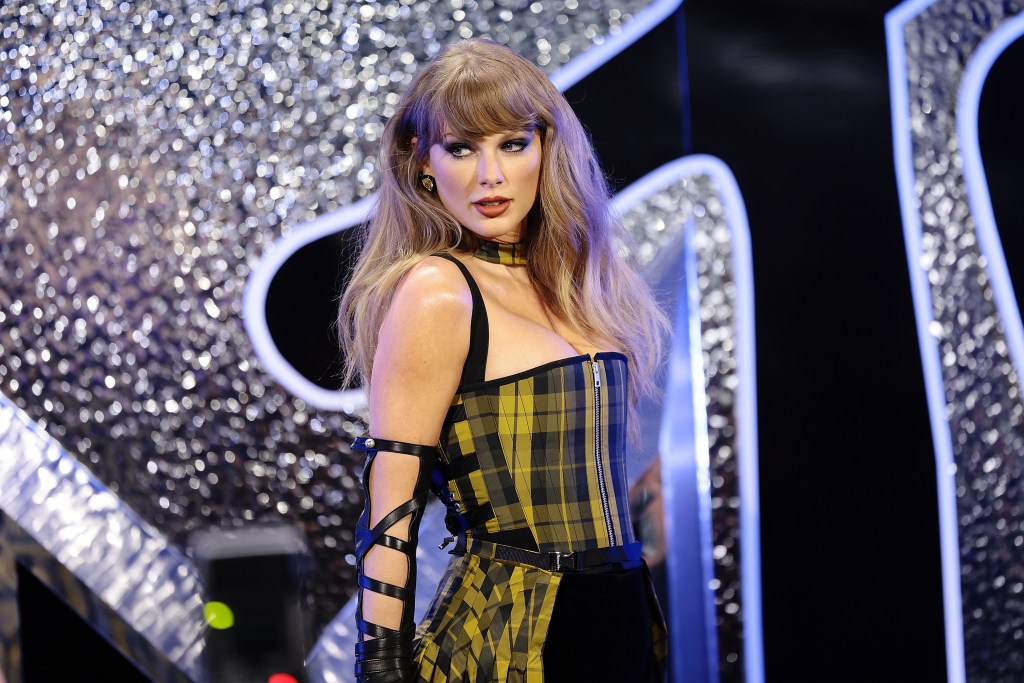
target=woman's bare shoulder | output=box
[370,254,471,424]
[390,253,473,319]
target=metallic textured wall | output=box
[0,393,205,679]
[889,1,1024,680]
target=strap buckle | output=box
[548,551,578,571]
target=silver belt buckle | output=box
[548,551,577,571]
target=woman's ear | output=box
[411,136,432,176]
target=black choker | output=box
[473,240,527,266]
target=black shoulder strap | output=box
[430,253,489,387]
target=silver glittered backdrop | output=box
[0,0,665,635]
[894,1,1024,680]
[0,393,205,679]
[621,167,751,681]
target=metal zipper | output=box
[591,359,616,545]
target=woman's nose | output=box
[478,152,504,186]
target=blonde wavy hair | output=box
[339,39,668,426]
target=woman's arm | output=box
[355,256,470,682]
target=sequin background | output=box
[0,0,661,630]
[901,1,1024,678]
[622,174,747,679]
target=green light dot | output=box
[204,601,235,630]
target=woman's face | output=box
[422,129,542,244]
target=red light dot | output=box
[267,674,298,683]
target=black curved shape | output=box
[979,34,1024,320]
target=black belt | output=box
[451,537,643,573]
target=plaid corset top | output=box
[433,350,636,553]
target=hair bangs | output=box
[424,68,542,143]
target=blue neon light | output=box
[657,216,718,682]
[242,195,375,412]
[885,4,966,680]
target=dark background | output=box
[264,1,1024,680]
[566,3,944,679]
[680,2,942,680]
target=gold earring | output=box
[419,174,436,192]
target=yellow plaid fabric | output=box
[414,353,666,682]
[416,552,561,682]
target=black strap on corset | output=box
[452,537,643,573]
[352,436,438,683]
[429,253,488,386]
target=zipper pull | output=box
[438,536,456,550]
[592,361,601,388]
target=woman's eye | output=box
[503,138,529,152]
[446,143,472,157]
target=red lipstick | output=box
[473,196,511,218]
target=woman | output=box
[339,38,669,683]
